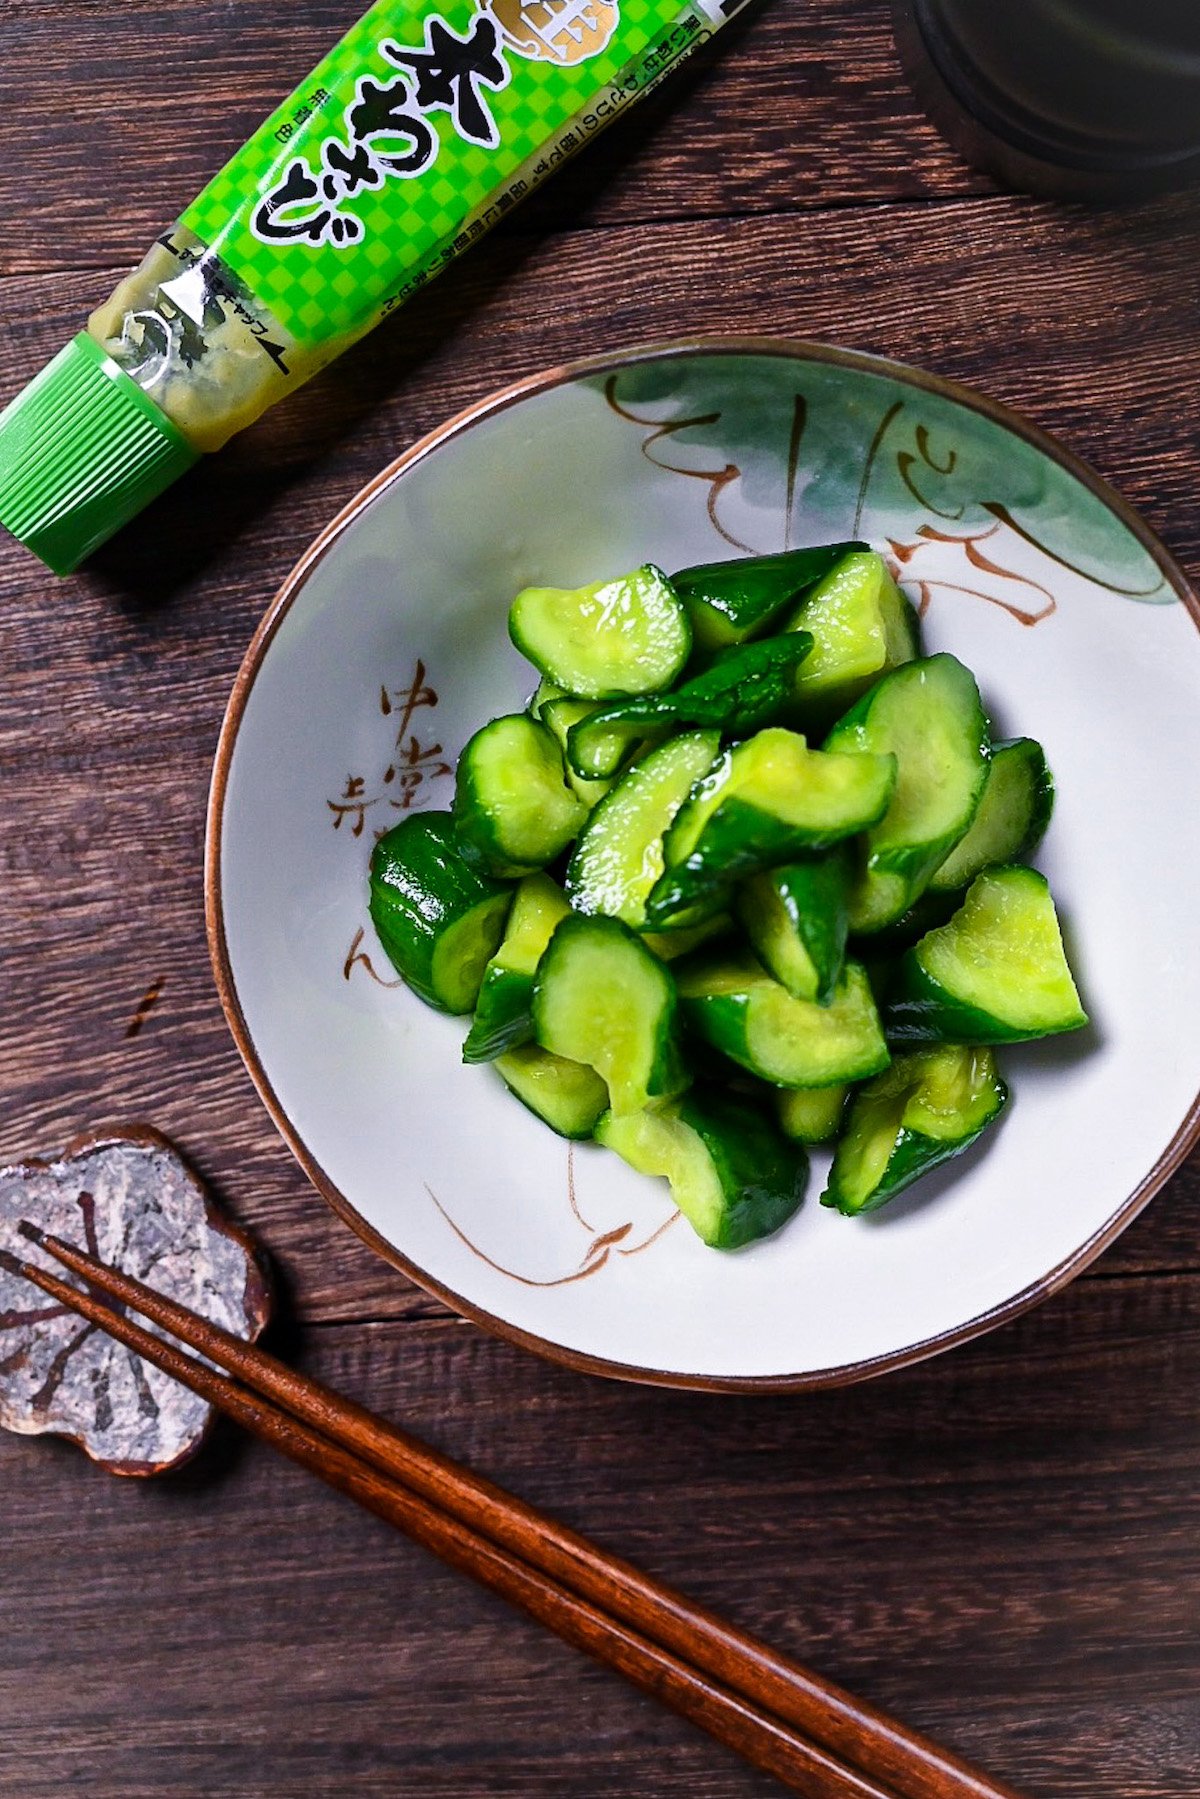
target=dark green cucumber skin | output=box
[462,968,534,1063]
[847,889,958,960]
[533,914,687,1106]
[1016,742,1056,859]
[678,1088,809,1249]
[369,813,514,1014]
[739,852,850,1006]
[822,1082,1009,1215]
[646,778,882,932]
[671,543,865,654]
[928,737,1055,893]
[566,635,813,781]
[884,956,1082,1045]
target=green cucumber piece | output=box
[886,865,1087,1043]
[776,1084,849,1144]
[369,813,514,1015]
[509,565,690,700]
[643,913,733,962]
[678,955,890,1088]
[453,713,587,879]
[645,728,896,930]
[463,873,572,1064]
[596,1087,807,1249]
[495,1043,609,1140]
[528,677,566,720]
[824,653,989,932]
[533,915,688,1116]
[784,550,920,728]
[565,730,720,929]
[735,850,851,1006]
[566,634,814,782]
[539,694,625,807]
[928,738,1054,892]
[823,1045,1008,1214]
[671,542,865,655]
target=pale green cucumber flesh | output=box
[776,1084,849,1143]
[823,1045,1007,1213]
[534,916,686,1116]
[540,694,621,806]
[454,713,586,876]
[894,865,1086,1039]
[928,738,1053,891]
[824,654,988,931]
[566,731,720,927]
[463,874,571,1061]
[509,564,690,699]
[495,1043,609,1139]
[678,957,889,1087]
[784,551,920,725]
[735,852,850,1004]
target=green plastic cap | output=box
[0,332,200,575]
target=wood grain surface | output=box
[1,0,1198,1792]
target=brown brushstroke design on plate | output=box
[425,1144,681,1289]
[603,375,757,554]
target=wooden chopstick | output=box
[18,1231,1025,1799]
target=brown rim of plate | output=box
[205,333,1200,1394]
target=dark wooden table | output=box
[3,3,1200,1794]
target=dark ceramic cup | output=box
[893,0,1200,199]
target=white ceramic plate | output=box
[208,338,1200,1389]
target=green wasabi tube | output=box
[0,0,751,575]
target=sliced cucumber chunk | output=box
[824,653,989,932]
[735,850,850,1006]
[463,873,572,1064]
[369,813,514,1015]
[928,737,1054,892]
[642,913,733,963]
[678,955,889,1088]
[823,1045,1008,1214]
[538,694,626,807]
[671,542,864,655]
[784,550,920,728]
[509,564,690,700]
[495,1043,609,1140]
[776,1083,849,1144]
[645,728,896,930]
[533,915,688,1116]
[454,713,587,878]
[566,731,720,929]
[887,865,1087,1043]
[565,635,814,782]
[596,1088,807,1249]
[528,677,566,720]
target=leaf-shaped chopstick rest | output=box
[0,1127,270,1476]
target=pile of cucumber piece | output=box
[369,544,1087,1250]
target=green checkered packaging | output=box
[182,0,723,342]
